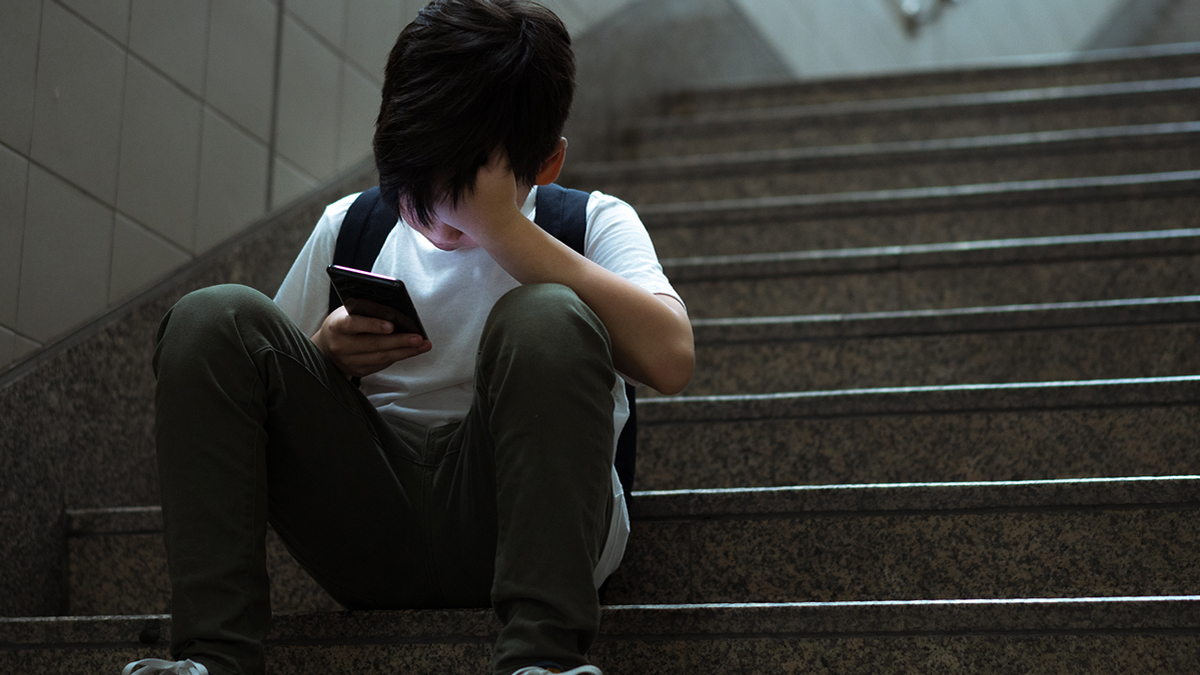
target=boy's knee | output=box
[486,284,609,356]
[475,282,609,386]
[168,284,273,322]
[155,285,280,371]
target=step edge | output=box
[639,375,1200,422]
[660,40,1200,106]
[689,295,1200,343]
[63,475,1200,534]
[572,121,1200,178]
[664,227,1200,281]
[7,596,1200,646]
[628,475,1200,519]
[641,76,1200,130]
[639,170,1200,225]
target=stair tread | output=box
[661,41,1200,112]
[578,121,1200,178]
[690,295,1200,342]
[639,170,1200,224]
[645,76,1200,130]
[664,227,1200,280]
[641,374,1200,422]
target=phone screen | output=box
[326,265,427,338]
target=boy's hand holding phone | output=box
[317,265,432,379]
[312,307,431,379]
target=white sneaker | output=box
[511,666,601,675]
[122,659,209,675]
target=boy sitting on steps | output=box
[129,1,693,674]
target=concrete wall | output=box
[735,0,1134,80]
[0,0,635,375]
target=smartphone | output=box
[326,265,428,339]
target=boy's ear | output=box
[534,137,568,186]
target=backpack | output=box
[327,184,638,497]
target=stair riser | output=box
[665,50,1200,112]
[585,143,1200,205]
[682,322,1200,396]
[607,506,1200,603]
[646,193,1200,259]
[638,404,1200,489]
[598,635,1200,674]
[674,254,1200,318]
[10,635,1200,675]
[634,100,1200,157]
[67,529,339,616]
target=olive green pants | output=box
[153,283,615,675]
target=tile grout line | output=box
[265,0,287,212]
[7,0,49,361]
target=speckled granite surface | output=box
[674,250,1200,318]
[637,379,1200,489]
[0,163,376,617]
[688,296,1200,342]
[610,502,1200,603]
[683,321,1200,395]
[66,527,340,616]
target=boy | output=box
[129,1,693,674]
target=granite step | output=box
[63,508,340,617]
[678,296,1200,397]
[608,476,1200,603]
[638,170,1200,259]
[54,476,1200,609]
[666,228,1200,318]
[637,376,1200,489]
[572,122,1200,205]
[6,597,1200,673]
[663,42,1200,113]
[629,76,1200,157]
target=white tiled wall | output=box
[0,0,1163,371]
[0,0,411,368]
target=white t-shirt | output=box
[273,185,682,586]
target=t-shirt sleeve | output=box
[273,192,358,337]
[583,191,685,311]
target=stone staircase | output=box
[6,43,1200,673]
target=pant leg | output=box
[426,284,617,675]
[153,285,439,675]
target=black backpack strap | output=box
[534,182,589,255]
[535,184,638,499]
[328,186,399,315]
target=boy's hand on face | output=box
[312,306,432,379]
[433,153,526,242]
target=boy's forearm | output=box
[473,211,695,394]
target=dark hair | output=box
[374,0,575,227]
